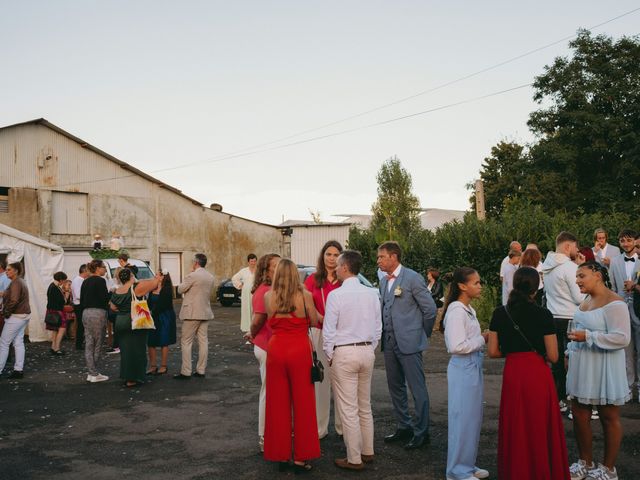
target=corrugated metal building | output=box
[0,118,286,283]
[279,221,351,266]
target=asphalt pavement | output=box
[1,302,639,479]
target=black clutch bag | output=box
[311,350,324,383]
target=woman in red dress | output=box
[303,240,343,439]
[264,259,321,473]
[488,267,569,480]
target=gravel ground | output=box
[1,302,640,479]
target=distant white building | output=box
[334,208,466,232]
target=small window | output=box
[0,187,8,214]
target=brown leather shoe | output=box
[334,458,364,471]
[360,454,374,464]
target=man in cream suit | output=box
[609,229,640,398]
[592,228,621,268]
[174,253,215,379]
[378,241,437,450]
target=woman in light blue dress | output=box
[566,261,630,480]
[441,267,489,480]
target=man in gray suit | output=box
[174,253,215,380]
[377,241,437,449]
[609,229,640,399]
[592,228,621,268]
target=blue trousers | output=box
[447,351,483,480]
[383,336,429,437]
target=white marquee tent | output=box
[0,223,64,342]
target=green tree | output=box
[471,30,640,215]
[370,156,421,245]
[470,141,528,217]
[526,30,640,214]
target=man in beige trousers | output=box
[323,250,382,471]
[174,253,215,379]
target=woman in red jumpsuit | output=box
[264,258,321,473]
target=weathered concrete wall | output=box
[1,121,285,284]
[157,188,283,281]
[0,188,40,236]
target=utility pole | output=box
[475,180,486,220]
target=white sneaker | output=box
[258,436,264,453]
[568,410,574,420]
[473,467,490,479]
[559,400,568,413]
[86,374,94,382]
[570,460,595,480]
[585,464,618,480]
[87,374,109,383]
[591,408,599,420]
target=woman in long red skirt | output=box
[264,259,321,473]
[488,266,570,480]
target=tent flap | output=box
[0,223,64,342]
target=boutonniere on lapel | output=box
[394,285,403,297]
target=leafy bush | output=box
[471,285,499,330]
[349,201,640,290]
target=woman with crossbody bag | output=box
[488,267,569,480]
[264,259,320,473]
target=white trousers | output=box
[254,344,267,438]
[331,345,375,464]
[311,327,342,437]
[0,314,30,372]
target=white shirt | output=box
[500,256,510,278]
[624,253,638,280]
[71,275,85,305]
[443,301,485,355]
[501,262,517,305]
[322,276,382,361]
[386,264,402,292]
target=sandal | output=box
[146,368,158,375]
[156,366,168,375]
[293,462,312,474]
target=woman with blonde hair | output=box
[264,258,320,473]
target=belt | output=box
[334,341,372,349]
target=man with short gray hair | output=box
[174,253,215,379]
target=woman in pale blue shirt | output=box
[441,267,489,480]
[566,261,630,480]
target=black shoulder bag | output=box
[304,297,324,383]
[503,306,544,357]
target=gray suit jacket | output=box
[380,266,437,355]
[610,255,640,303]
[593,244,621,266]
[178,267,215,320]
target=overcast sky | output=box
[2,1,639,225]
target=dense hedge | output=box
[348,203,638,326]
[348,202,639,291]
